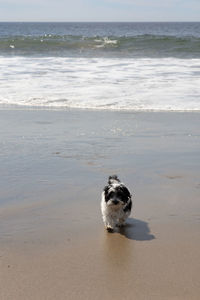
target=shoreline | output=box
[1,105,200,113]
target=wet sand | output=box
[0,109,200,299]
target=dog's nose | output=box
[113,200,119,205]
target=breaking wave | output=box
[0,34,200,58]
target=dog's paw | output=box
[106,226,114,233]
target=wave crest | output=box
[0,34,199,57]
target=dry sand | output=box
[0,109,200,299]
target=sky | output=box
[0,0,199,22]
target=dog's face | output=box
[104,184,130,207]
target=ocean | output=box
[0,22,200,111]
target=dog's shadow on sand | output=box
[118,218,155,241]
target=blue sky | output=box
[0,0,199,22]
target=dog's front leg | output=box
[103,215,116,232]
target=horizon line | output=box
[0,21,199,23]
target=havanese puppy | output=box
[101,175,132,232]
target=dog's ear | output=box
[103,185,110,202]
[120,185,132,212]
[123,199,132,212]
[104,185,109,194]
[119,185,131,202]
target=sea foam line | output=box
[0,57,200,111]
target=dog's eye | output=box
[116,191,122,198]
[109,191,114,197]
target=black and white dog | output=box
[101,175,132,232]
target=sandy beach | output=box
[0,109,200,299]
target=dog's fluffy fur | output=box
[101,175,132,232]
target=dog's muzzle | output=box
[112,199,119,205]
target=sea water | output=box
[0,22,200,111]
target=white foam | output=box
[0,56,200,111]
[94,37,118,48]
